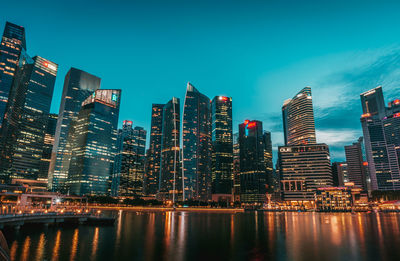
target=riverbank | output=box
[88,205,245,213]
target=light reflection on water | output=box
[3,212,400,261]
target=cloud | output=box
[316,128,360,146]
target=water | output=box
[3,211,400,261]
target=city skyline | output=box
[2,1,400,163]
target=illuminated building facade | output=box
[233,132,240,201]
[114,121,147,197]
[0,22,26,129]
[279,144,333,201]
[39,113,58,181]
[279,86,333,201]
[0,56,57,182]
[263,131,274,192]
[282,87,316,146]
[239,120,268,203]
[211,96,233,196]
[182,83,212,201]
[66,89,121,196]
[344,137,368,191]
[48,68,100,192]
[144,104,164,196]
[158,97,182,201]
[360,86,400,190]
[316,185,361,211]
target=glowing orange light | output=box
[247,122,256,128]
[361,113,371,118]
[363,162,368,166]
[43,61,49,67]
[244,120,250,125]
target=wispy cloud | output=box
[261,46,400,162]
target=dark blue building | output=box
[66,89,121,196]
[211,96,233,196]
[48,68,101,192]
[0,56,57,182]
[144,103,164,196]
[0,22,26,129]
[158,97,181,201]
[182,83,212,201]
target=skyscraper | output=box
[282,87,316,146]
[344,138,368,191]
[0,22,26,129]
[158,97,181,201]
[263,131,274,192]
[39,113,58,181]
[114,121,147,197]
[48,68,101,191]
[211,96,233,198]
[233,132,240,201]
[0,56,57,182]
[331,162,348,186]
[360,86,400,191]
[279,144,333,201]
[279,87,333,202]
[143,103,164,196]
[239,120,268,203]
[182,83,212,201]
[66,89,121,196]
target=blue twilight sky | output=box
[1,0,400,162]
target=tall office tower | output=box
[114,121,147,197]
[263,131,274,192]
[66,89,121,196]
[182,83,212,201]
[38,113,58,181]
[331,162,348,186]
[282,87,316,146]
[48,68,101,191]
[345,138,368,191]
[0,22,26,129]
[360,87,400,190]
[158,97,182,201]
[143,103,164,196]
[360,86,386,119]
[238,120,267,204]
[278,144,333,201]
[279,87,333,201]
[232,133,240,201]
[211,96,233,198]
[0,56,57,182]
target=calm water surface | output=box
[3,211,400,261]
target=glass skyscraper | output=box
[282,87,316,146]
[39,113,58,181]
[48,68,101,191]
[0,56,57,182]
[0,22,26,129]
[238,120,268,203]
[66,89,121,196]
[114,120,147,197]
[144,103,164,196]
[360,86,400,190]
[158,97,182,201]
[211,96,233,197]
[182,83,212,201]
